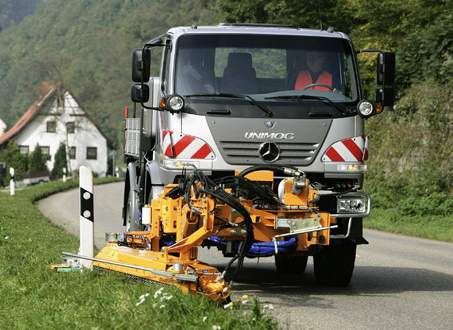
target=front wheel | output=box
[275,254,308,274]
[313,241,356,286]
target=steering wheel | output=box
[303,83,335,91]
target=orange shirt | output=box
[294,70,333,91]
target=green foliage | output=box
[365,81,452,195]
[50,143,67,179]
[397,12,453,88]
[29,144,48,174]
[346,0,452,93]
[397,192,453,217]
[0,141,28,183]
[366,208,453,243]
[216,0,354,32]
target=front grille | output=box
[219,140,320,165]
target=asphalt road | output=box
[38,182,453,330]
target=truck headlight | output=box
[336,192,370,217]
[357,100,374,117]
[167,95,184,112]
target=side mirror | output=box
[376,52,395,108]
[132,48,151,83]
[130,84,149,103]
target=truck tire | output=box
[124,169,143,231]
[275,254,308,274]
[313,241,356,286]
[126,189,143,231]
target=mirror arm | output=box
[139,103,161,111]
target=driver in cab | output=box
[294,50,333,92]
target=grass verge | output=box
[0,181,276,329]
[365,207,453,243]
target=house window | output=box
[46,121,56,133]
[57,95,65,108]
[69,146,76,159]
[40,146,51,160]
[86,147,97,160]
[66,122,75,134]
[19,145,29,155]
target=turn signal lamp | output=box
[159,97,166,110]
[375,102,383,113]
[162,159,200,169]
[336,164,368,172]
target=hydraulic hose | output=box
[203,188,254,281]
[238,165,302,178]
[206,236,297,257]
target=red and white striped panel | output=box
[322,136,368,162]
[162,130,214,159]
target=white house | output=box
[0,84,110,176]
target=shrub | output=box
[51,143,67,179]
[29,143,48,174]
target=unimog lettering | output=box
[244,132,296,140]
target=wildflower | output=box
[161,294,173,301]
[4,236,9,240]
[202,316,208,322]
[159,304,166,309]
[212,325,221,330]
[153,287,164,298]
[136,292,151,306]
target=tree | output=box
[29,144,47,174]
[215,0,354,33]
[51,142,67,178]
[0,141,28,184]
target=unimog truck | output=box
[93,24,395,300]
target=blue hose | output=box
[206,236,297,257]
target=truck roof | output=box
[166,24,350,40]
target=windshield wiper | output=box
[185,93,273,117]
[266,94,351,116]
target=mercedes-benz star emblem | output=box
[258,142,280,162]
[265,121,275,128]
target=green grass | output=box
[0,181,276,329]
[365,207,453,243]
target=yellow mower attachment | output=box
[93,166,337,302]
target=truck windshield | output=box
[174,34,359,104]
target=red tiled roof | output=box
[0,85,57,145]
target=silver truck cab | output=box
[126,24,395,239]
